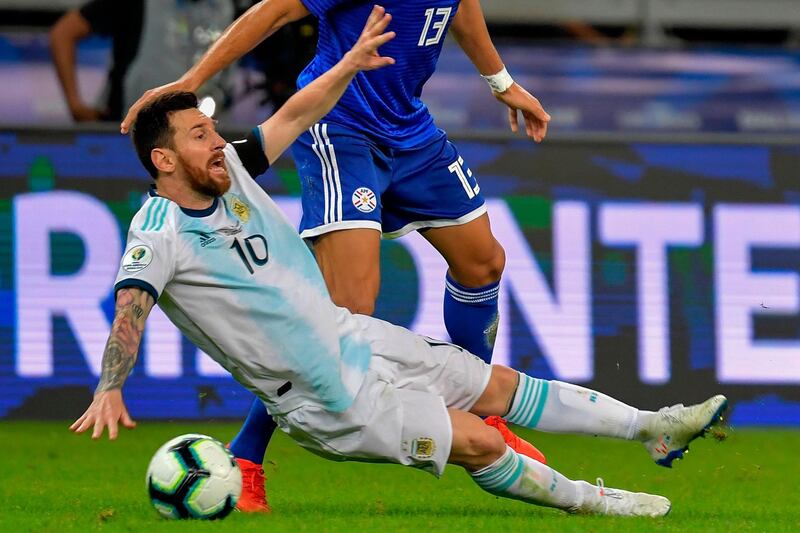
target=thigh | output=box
[381,131,487,238]
[276,371,453,477]
[421,213,505,285]
[363,316,493,410]
[313,228,381,314]
[291,122,390,239]
[398,336,493,411]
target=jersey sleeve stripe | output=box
[153,200,169,232]
[144,199,168,232]
[143,199,165,231]
[141,199,158,231]
[114,278,159,302]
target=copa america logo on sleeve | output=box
[352,187,377,213]
[121,245,153,273]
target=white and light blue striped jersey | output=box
[114,134,373,414]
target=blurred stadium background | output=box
[1,0,799,429]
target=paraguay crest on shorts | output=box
[352,187,377,213]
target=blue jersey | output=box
[298,0,460,149]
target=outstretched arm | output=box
[70,287,155,440]
[258,5,395,164]
[449,0,550,142]
[50,10,104,122]
[120,0,310,133]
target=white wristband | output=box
[481,66,514,93]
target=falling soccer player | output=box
[121,0,553,509]
[73,8,727,517]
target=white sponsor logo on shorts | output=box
[352,187,377,213]
[122,245,153,273]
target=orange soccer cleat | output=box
[485,416,547,464]
[235,457,272,513]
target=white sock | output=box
[470,446,596,512]
[506,373,651,440]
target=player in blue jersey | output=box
[122,0,551,511]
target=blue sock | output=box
[229,397,277,464]
[443,273,500,364]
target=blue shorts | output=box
[291,122,486,239]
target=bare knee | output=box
[452,424,506,471]
[329,279,378,315]
[485,241,506,281]
[470,365,518,417]
[336,297,376,316]
[451,240,506,287]
[448,409,506,471]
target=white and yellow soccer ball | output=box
[146,434,241,520]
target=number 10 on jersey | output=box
[231,234,269,274]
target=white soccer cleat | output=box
[643,394,728,467]
[575,478,671,517]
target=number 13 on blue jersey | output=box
[418,7,452,47]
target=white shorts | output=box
[272,319,493,477]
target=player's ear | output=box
[151,148,175,174]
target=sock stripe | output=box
[445,281,500,298]
[508,374,534,423]
[519,376,539,426]
[476,459,514,487]
[506,374,529,422]
[473,447,516,480]
[472,448,524,493]
[447,293,499,305]
[521,378,542,426]
[527,379,550,428]
[445,280,500,302]
[523,377,540,425]
[490,454,525,493]
[507,375,550,428]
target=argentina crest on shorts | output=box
[352,187,377,213]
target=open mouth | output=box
[209,155,227,176]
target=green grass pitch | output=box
[1,421,797,532]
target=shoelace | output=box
[596,477,623,511]
[487,418,514,440]
[658,403,685,415]
[657,403,690,427]
[596,478,608,514]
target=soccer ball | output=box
[146,433,241,519]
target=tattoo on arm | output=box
[96,288,155,393]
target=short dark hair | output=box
[131,91,198,179]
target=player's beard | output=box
[179,153,231,198]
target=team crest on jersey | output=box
[352,187,376,213]
[228,195,250,222]
[122,245,153,273]
[411,437,436,459]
